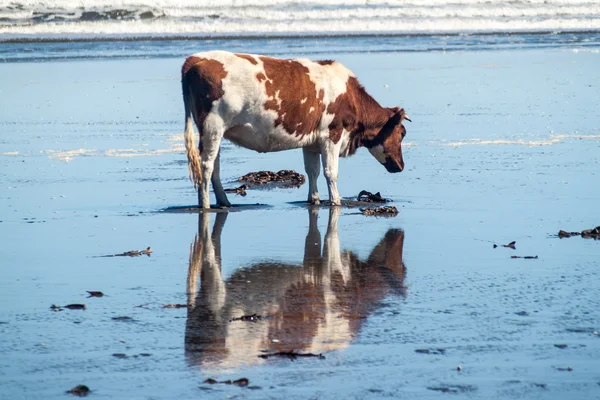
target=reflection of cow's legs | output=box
[304,207,322,264]
[185,212,230,361]
[212,212,228,261]
[187,213,208,309]
[320,141,341,205]
[323,207,349,283]
[200,116,230,209]
[303,148,321,204]
[197,212,226,313]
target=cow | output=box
[181,50,411,209]
[185,207,407,369]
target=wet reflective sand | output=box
[1,47,599,399]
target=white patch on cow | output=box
[368,144,387,164]
[338,130,351,157]
[274,89,282,107]
[301,97,307,104]
[309,106,315,113]
[320,139,341,205]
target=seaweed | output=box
[361,206,398,216]
[357,190,389,203]
[238,170,305,188]
[258,350,325,360]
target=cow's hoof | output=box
[309,199,321,205]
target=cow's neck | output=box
[356,94,391,133]
[347,77,393,154]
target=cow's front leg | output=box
[320,142,341,206]
[211,150,231,208]
[303,148,321,204]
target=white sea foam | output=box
[443,139,561,146]
[40,137,185,162]
[2,0,600,40]
[104,146,185,157]
[43,149,96,162]
[572,48,600,53]
[550,134,600,139]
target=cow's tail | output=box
[183,81,202,189]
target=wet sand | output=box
[1,48,600,399]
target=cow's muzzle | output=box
[384,158,404,173]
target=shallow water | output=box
[1,43,599,399]
[2,33,600,63]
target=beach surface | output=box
[1,40,599,399]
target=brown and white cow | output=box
[182,50,410,208]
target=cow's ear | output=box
[399,108,411,122]
[378,111,403,139]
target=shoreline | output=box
[2,31,600,64]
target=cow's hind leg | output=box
[199,117,229,209]
[303,148,321,205]
[211,149,231,207]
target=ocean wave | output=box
[2,0,600,41]
[2,18,600,41]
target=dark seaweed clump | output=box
[558,226,600,239]
[361,206,398,216]
[238,170,305,188]
[357,190,389,203]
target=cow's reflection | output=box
[185,207,406,370]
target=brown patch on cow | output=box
[326,77,392,147]
[235,53,258,65]
[181,56,228,128]
[256,72,267,82]
[181,55,202,77]
[258,56,326,136]
[317,60,335,65]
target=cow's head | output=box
[365,107,411,173]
